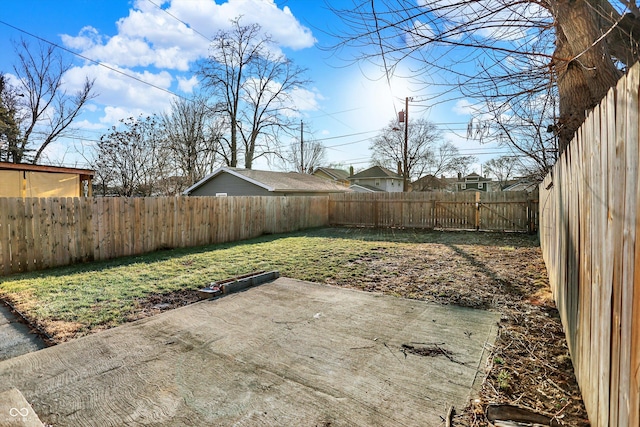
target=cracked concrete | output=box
[0,278,499,426]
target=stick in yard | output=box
[446,405,454,427]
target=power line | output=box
[145,0,213,43]
[0,19,191,102]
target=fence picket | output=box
[539,62,640,427]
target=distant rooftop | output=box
[349,165,402,180]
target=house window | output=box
[355,179,359,184]
[215,193,228,197]
[478,183,483,189]
[461,183,466,190]
[375,179,380,186]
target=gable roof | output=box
[349,183,385,193]
[349,165,402,180]
[503,181,538,192]
[184,167,350,195]
[413,174,445,186]
[458,172,492,182]
[313,167,350,181]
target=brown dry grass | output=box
[1,227,590,426]
[125,228,590,426]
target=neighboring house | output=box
[312,167,350,186]
[183,167,351,196]
[0,162,94,197]
[455,172,494,192]
[349,183,386,193]
[348,166,404,193]
[411,174,451,192]
[503,180,539,193]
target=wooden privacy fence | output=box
[539,63,640,427]
[0,196,328,275]
[329,191,538,232]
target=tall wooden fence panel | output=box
[0,195,329,275]
[328,191,538,232]
[539,63,640,427]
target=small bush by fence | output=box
[329,191,538,232]
[0,196,328,275]
[539,64,640,426]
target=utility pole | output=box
[403,96,409,192]
[398,98,410,191]
[300,120,304,173]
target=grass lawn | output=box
[0,227,538,340]
[0,226,589,426]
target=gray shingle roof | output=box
[185,167,350,194]
[314,167,350,181]
[349,166,402,179]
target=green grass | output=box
[0,227,538,338]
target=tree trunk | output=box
[550,0,622,152]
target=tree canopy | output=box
[1,39,95,164]
[328,0,640,156]
[198,18,310,169]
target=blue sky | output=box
[0,0,508,173]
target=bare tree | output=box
[484,156,520,189]
[427,141,476,178]
[327,1,640,153]
[161,97,223,190]
[9,39,95,164]
[287,138,326,173]
[449,155,478,177]
[93,115,169,196]
[371,118,442,180]
[198,18,310,169]
[469,84,559,181]
[0,74,21,162]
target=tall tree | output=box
[328,1,640,153]
[428,141,477,178]
[287,138,326,174]
[484,156,521,189]
[161,97,222,190]
[0,74,21,162]
[93,115,169,196]
[469,84,559,181]
[198,18,310,169]
[9,39,95,163]
[370,118,442,180]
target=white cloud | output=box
[453,99,475,116]
[60,26,102,50]
[54,0,318,130]
[171,0,316,49]
[60,0,316,73]
[72,119,107,131]
[417,0,546,42]
[290,87,322,112]
[63,63,175,125]
[177,75,199,93]
[404,19,435,48]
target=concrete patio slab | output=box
[0,278,499,426]
[0,303,46,362]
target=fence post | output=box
[527,197,534,234]
[475,192,480,231]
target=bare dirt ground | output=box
[127,229,589,426]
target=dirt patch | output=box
[122,231,588,426]
[126,290,202,322]
[322,231,589,426]
[7,229,589,426]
